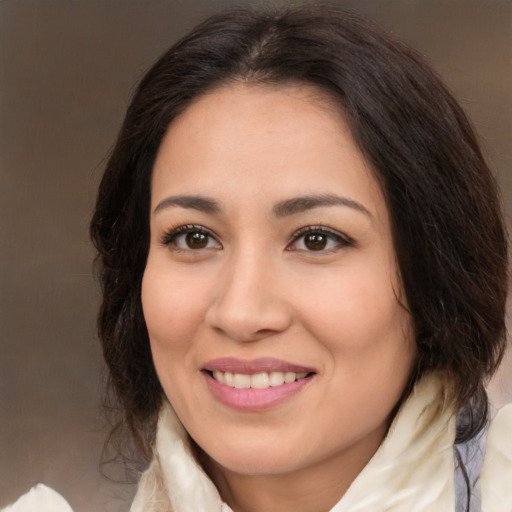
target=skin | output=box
[142,83,417,512]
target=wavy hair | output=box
[90,6,508,469]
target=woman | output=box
[4,5,511,512]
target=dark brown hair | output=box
[90,5,508,468]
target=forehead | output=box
[151,83,387,224]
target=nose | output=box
[205,251,292,342]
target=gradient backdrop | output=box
[1,1,511,510]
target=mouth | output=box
[201,358,316,410]
[204,369,314,389]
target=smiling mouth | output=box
[202,359,316,410]
[205,370,314,389]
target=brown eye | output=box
[286,226,352,253]
[162,225,221,251]
[186,231,208,249]
[304,233,327,251]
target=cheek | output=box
[141,266,212,413]
[296,258,414,367]
[300,272,415,430]
[141,267,206,359]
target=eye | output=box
[161,225,221,251]
[287,226,352,252]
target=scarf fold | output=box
[330,372,456,511]
[481,404,512,512]
[131,372,460,512]
[2,484,73,512]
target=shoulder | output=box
[1,484,73,512]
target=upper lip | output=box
[203,357,316,375]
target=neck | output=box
[198,424,386,512]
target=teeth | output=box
[269,371,284,387]
[224,371,234,386]
[211,370,310,389]
[284,371,296,383]
[233,373,251,389]
[251,372,269,389]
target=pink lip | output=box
[202,358,316,411]
[203,373,314,411]
[203,357,316,375]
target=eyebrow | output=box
[153,193,371,219]
[154,195,220,215]
[273,194,372,219]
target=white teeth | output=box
[269,371,285,387]
[233,373,251,389]
[284,371,296,383]
[224,371,234,386]
[250,372,270,389]
[211,370,310,389]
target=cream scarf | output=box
[4,373,511,511]
[129,372,512,512]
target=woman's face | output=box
[142,83,416,480]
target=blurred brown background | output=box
[1,1,511,510]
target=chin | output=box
[196,433,306,477]
[215,452,303,477]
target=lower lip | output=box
[203,372,314,411]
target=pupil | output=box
[186,232,208,249]
[305,233,327,250]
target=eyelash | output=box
[286,225,353,252]
[161,224,219,251]
[160,224,353,252]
